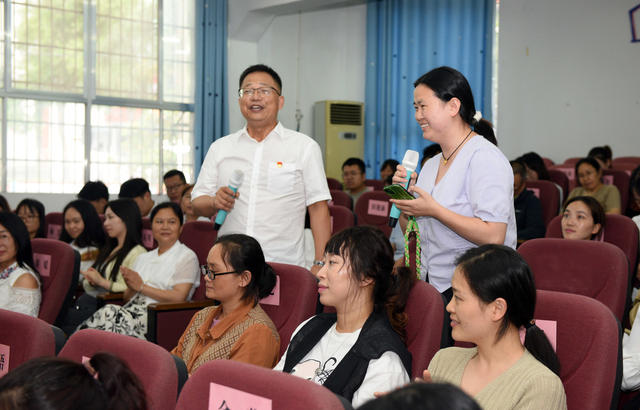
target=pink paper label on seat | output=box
[529,187,540,198]
[519,319,557,351]
[367,200,389,217]
[603,175,614,185]
[0,344,9,377]
[260,276,280,306]
[209,382,272,410]
[33,253,52,277]
[47,224,62,239]
[555,167,575,180]
[142,229,154,248]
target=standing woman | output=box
[59,199,105,273]
[0,212,41,317]
[392,66,516,300]
[15,198,46,239]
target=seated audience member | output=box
[15,198,45,239]
[172,234,279,375]
[360,382,481,410]
[561,196,605,240]
[59,199,105,273]
[163,169,187,204]
[426,245,566,410]
[511,161,545,242]
[78,202,199,339]
[567,157,621,214]
[380,159,400,182]
[342,157,372,208]
[60,199,146,333]
[588,145,612,169]
[422,144,442,168]
[274,226,413,407]
[0,353,147,410]
[0,195,11,212]
[516,152,550,181]
[0,212,41,317]
[180,184,199,223]
[630,166,640,217]
[119,178,155,217]
[78,180,109,215]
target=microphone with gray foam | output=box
[213,169,244,231]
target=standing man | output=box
[192,64,331,274]
[163,169,187,203]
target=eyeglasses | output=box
[238,87,280,98]
[201,265,237,280]
[166,183,185,192]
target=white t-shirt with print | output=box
[274,317,409,407]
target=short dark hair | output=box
[78,181,109,201]
[422,144,442,161]
[510,160,527,178]
[380,159,399,173]
[60,199,106,248]
[119,178,150,199]
[342,157,366,174]
[455,245,560,375]
[163,169,186,183]
[516,152,550,180]
[0,212,37,274]
[150,202,184,226]
[563,196,606,239]
[214,234,277,304]
[574,157,602,184]
[358,382,481,410]
[15,198,46,238]
[0,195,11,212]
[0,353,147,410]
[632,165,640,197]
[239,64,282,92]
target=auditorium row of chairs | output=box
[326,177,385,191]
[0,278,622,410]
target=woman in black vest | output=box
[273,226,414,407]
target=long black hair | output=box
[59,199,106,249]
[455,244,560,376]
[414,66,495,144]
[15,198,46,238]
[93,199,142,281]
[0,212,38,277]
[214,234,277,305]
[324,226,415,340]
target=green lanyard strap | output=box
[403,216,421,279]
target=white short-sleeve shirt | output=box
[132,241,200,305]
[192,122,331,266]
[415,135,517,292]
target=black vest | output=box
[282,312,412,402]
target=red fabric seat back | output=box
[179,220,217,301]
[354,191,392,237]
[364,179,384,191]
[602,169,630,212]
[518,238,628,321]
[326,177,342,190]
[548,169,569,202]
[524,180,560,226]
[405,281,444,378]
[328,205,355,234]
[546,214,638,277]
[141,217,157,250]
[59,329,178,410]
[329,189,352,209]
[0,309,55,374]
[260,263,318,358]
[534,290,620,410]
[31,238,79,324]
[175,360,345,410]
[44,212,64,239]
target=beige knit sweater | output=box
[428,347,567,410]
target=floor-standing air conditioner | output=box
[313,101,364,180]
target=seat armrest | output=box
[96,292,125,308]
[146,300,217,346]
[147,300,216,311]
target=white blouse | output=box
[0,262,41,317]
[132,241,200,306]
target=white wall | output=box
[498,0,639,163]
[3,193,169,214]
[227,4,367,137]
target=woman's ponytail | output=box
[523,323,561,376]
[384,265,416,342]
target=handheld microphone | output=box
[214,169,244,231]
[389,150,420,228]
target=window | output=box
[0,0,195,194]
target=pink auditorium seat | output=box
[0,309,56,374]
[44,212,63,239]
[141,216,158,250]
[330,189,353,209]
[328,204,355,234]
[327,177,343,190]
[603,169,630,212]
[364,179,384,191]
[354,191,392,237]
[524,180,560,226]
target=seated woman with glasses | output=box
[15,198,46,239]
[172,234,280,375]
[0,212,41,317]
[77,202,199,339]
